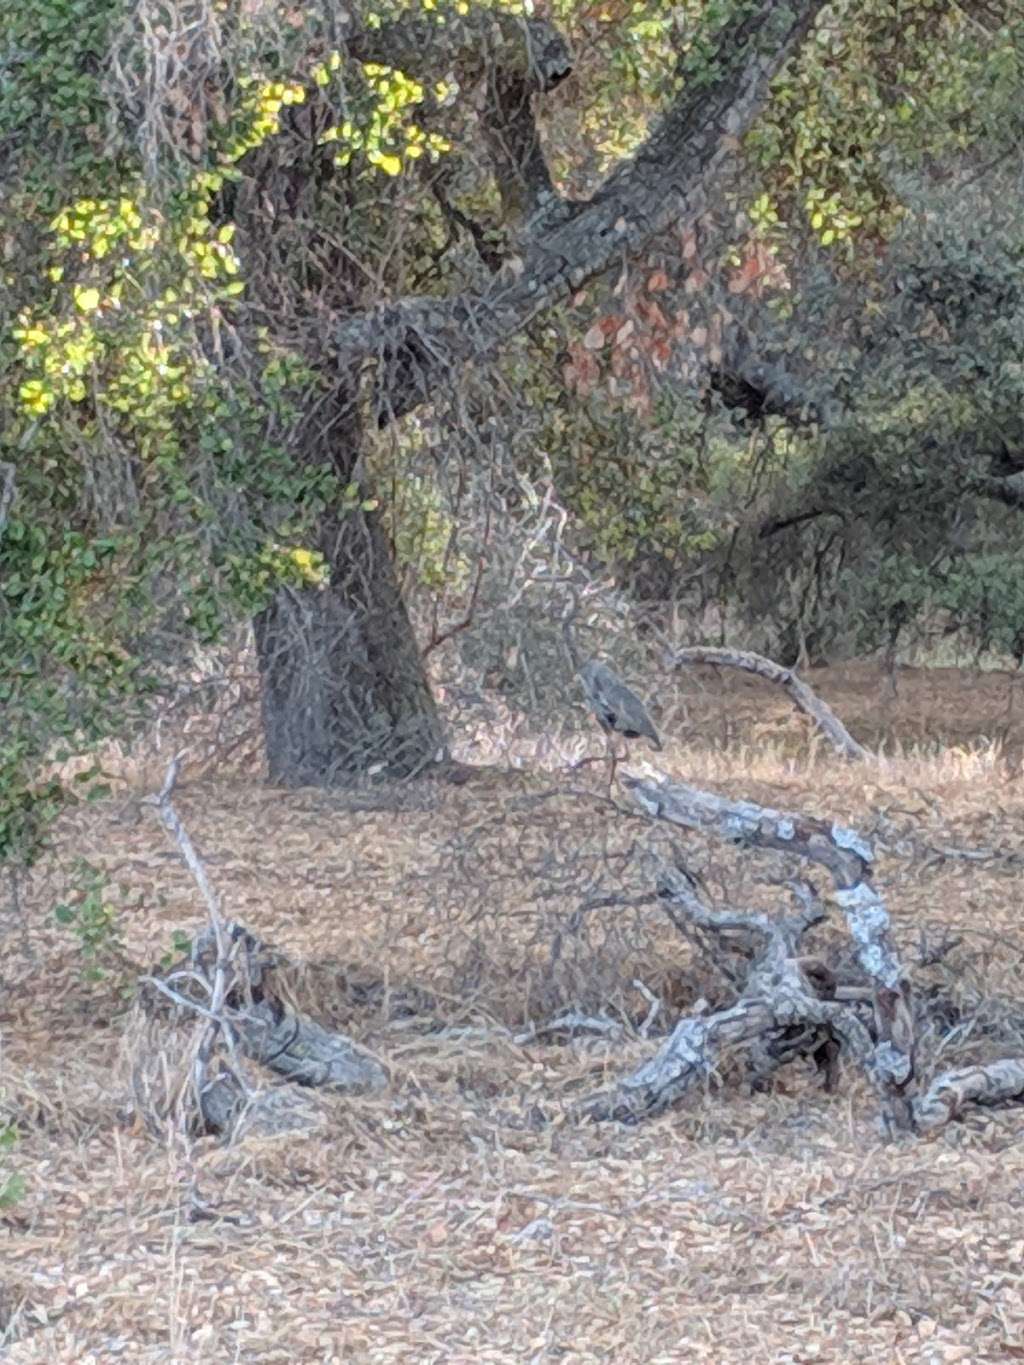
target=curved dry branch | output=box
[669,646,870,760]
[595,778,1024,1135]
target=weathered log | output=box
[142,922,389,1109]
[584,870,874,1122]
[668,646,870,761]
[199,1075,333,1144]
[626,777,902,986]
[236,996,389,1094]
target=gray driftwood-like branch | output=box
[592,776,1024,1136]
[668,646,870,761]
[584,867,880,1122]
[187,923,388,1094]
[600,777,917,1134]
[913,1059,1024,1132]
[333,0,828,421]
[141,922,388,1138]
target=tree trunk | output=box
[250,384,444,785]
[255,502,445,784]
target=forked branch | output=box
[608,777,916,1133]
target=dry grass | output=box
[5,662,1024,1363]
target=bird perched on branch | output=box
[577,659,662,752]
[561,591,661,784]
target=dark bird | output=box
[561,592,662,784]
[578,659,661,751]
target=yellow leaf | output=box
[19,380,55,413]
[74,286,101,313]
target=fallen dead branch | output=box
[669,646,870,761]
[913,1059,1024,1132]
[581,868,872,1124]
[583,773,1024,1137]
[138,754,386,1140]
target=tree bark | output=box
[332,0,829,420]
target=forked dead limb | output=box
[583,865,883,1125]
[587,775,1024,1136]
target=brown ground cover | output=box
[4,661,1024,1362]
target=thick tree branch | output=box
[332,0,828,423]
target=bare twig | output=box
[514,1011,624,1044]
